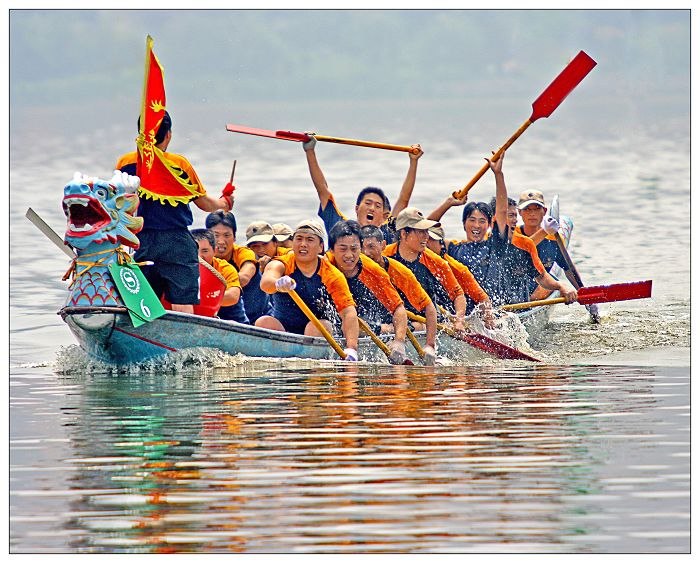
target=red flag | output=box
[136,36,205,205]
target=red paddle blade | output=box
[226,123,310,142]
[577,280,652,306]
[461,332,540,362]
[530,51,597,122]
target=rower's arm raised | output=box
[392,145,423,217]
[303,135,332,210]
[427,193,468,222]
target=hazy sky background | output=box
[9,9,690,110]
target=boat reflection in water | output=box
[41,355,688,554]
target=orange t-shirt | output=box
[326,252,404,314]
[273,252,356,313]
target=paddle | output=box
[452,51,597,200]
[547,195,600,323]
[226,123,421,154]
[287,289,348,359]
[406,328,426,359]
[25,208,75,258]
[357,317,414,365]
[405,311,540,362]
[500,280,652,312]
[229,160,237,183]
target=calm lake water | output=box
[9,97,690,553]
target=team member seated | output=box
[191,229,242,314]
[245,220,292,271]
[302,133,423,243]
[513,189,576,300]
[426,224,495,329]
[383,207,468,332]
[360,225,438,365]
[428,152,577,306]
[205,210,272,324]
[255,219,360,361]
[272,223,294,249]
[326,220,409,365]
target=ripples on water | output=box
[10,348,689,554]
[10,96,689,553]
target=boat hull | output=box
[61,306,337,365]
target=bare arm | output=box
[427,194,468,222]
[259,260,286,294]
[303,139,333,210]
[221,286,241,307]
[488,153,508,232]
[237,261,257,287]
[391,145,423,217]
[535,271,578,303]
[423,301,438,349]
[391,304,408,344]
[193,193,233,213]
[339,306,359,350]
[452,294,467,331]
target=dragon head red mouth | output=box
[62,194,111,237]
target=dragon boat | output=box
[55,172,570,366]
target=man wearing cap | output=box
[383,207,468,332]
[360,225,438,366]
[326,220,409,365]
[272,223,294,249]
[256,219,360,361]
[302,134,423,244]
[205,211,272,324]
[245,220,292,272]
[514,189,578,298]
[425,225,496,329]
[427,152,577,306]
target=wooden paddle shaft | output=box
[406,329,425,358]
[315,135,421,154]
[406,311,453,335]
[357,317,393,358]
[501,297,567,311]
[452,118,533,200]
[26,208,76,258]
[288,290,347,359]
[229,160,237,183]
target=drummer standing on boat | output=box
[256,219,360,361]
[301,134,423,243]
[115,111,234,314]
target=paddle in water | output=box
[501,280,652,312]
[357,317,414,365]
[452,51,597,200]
[225,123,421,154]
[287,289,348,360]
[405,310,540,362]
[548,195,600,323]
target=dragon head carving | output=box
[63,171,144,250]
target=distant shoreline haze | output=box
[9,10,690,107]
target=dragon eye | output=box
[94,187,108,199]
